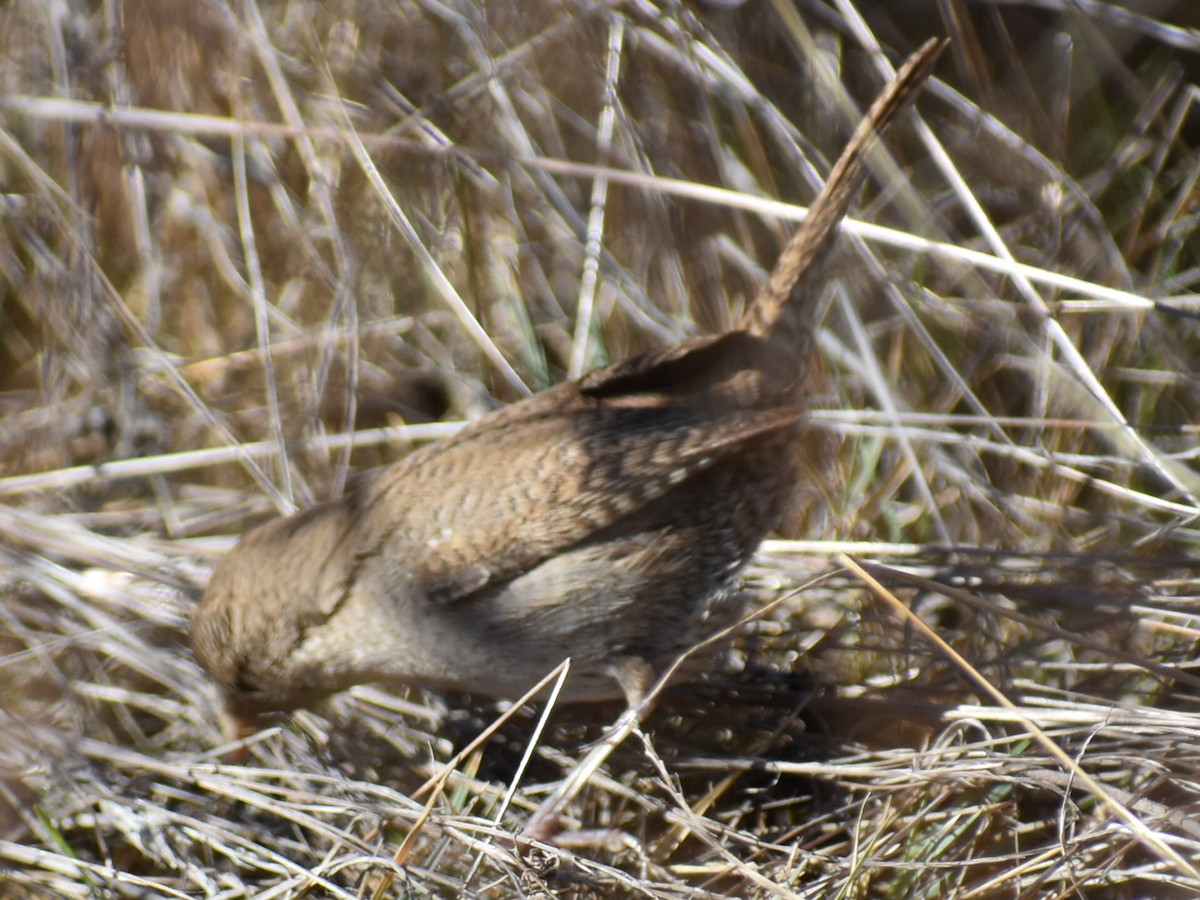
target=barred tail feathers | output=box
[741,38,946,357]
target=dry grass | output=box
[3,0,1200,896]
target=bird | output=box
[191,40,944,738]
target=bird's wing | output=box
[354,398,803,604]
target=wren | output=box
[191,40,944,729]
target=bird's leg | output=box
[521,657,657,843]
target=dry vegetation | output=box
[3,0,1200,896]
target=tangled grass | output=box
[2,1,1200,896]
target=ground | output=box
[2,1,1200,897]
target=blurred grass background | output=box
[2,0,1200,896]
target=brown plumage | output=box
[191,40,944,723]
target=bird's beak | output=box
[218,707,256,762]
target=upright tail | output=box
[742,38,946,354]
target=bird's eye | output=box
[233,677,261,695]
[232,663,263,696]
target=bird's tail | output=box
[741,38,946,357]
